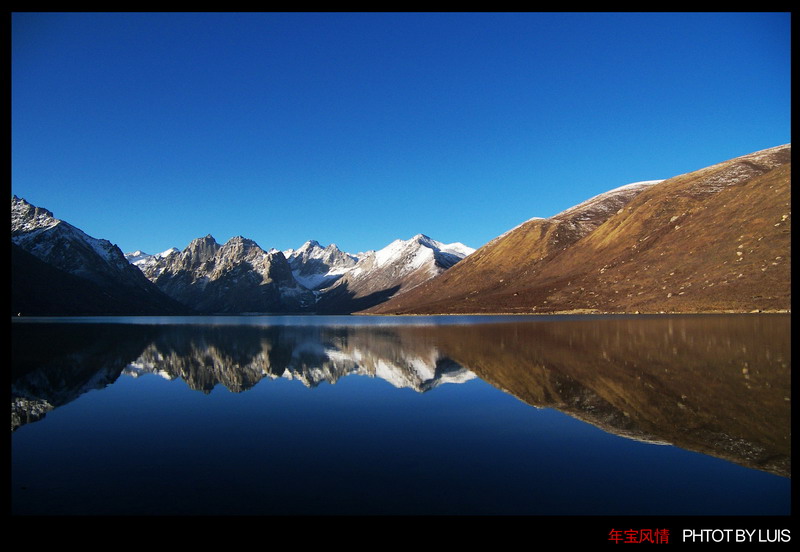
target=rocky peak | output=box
[289,240,325,261]
[282,239,361,291]
[225,235,258,247]
[180,235,220,265]
[11,195,60,235]
[218,236,261,259]
[212,237,293,281]
[136,231,312,313]
[191,234,220,247]
[300,239,322,250]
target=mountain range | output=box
[11,194,474,315]
[127,233,474,314]
[11,144,790,315]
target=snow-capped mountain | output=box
[11,196,186,315]
[360,234,474,280]
[138,234,315,313]
[127,234,473,314]
[315,234,475,313]
[283,240,362,290]
[13,196,147,288]
[125,248,180,277]
[11,197,474,315]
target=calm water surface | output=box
[11,314,791,515]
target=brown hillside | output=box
[367,145,791,314]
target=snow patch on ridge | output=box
[488,180,664,246]
[554,180,663,220]
[125,248,180,275]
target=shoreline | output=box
[354,308,791,317]
[12,308,791,319]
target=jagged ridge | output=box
[139,235,315,313]
[129,234,474,314]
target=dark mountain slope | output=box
[11,243,187,315]
[11,197,188,316]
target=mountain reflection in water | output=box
[12,315,790,482]
[431,315,791,479]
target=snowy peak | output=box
[419,234,475,259]
[285,239,360,290]
[409,233,446,249]
[287,240,357,264]
[11,196,187,315]
[12,195,140,282]
[297,239,322,253]
[11,195,60,234]
[315,233,474,313]
[372,234,474,270]
[125,248,179,270]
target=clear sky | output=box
[11,12,791,256]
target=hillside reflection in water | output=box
[11,314,790,515]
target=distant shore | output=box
[13,308,790,318]
[352,308,792,316]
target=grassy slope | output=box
[367,145,791,314]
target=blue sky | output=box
[12,12,791,256]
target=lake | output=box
[11,314,791,516]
